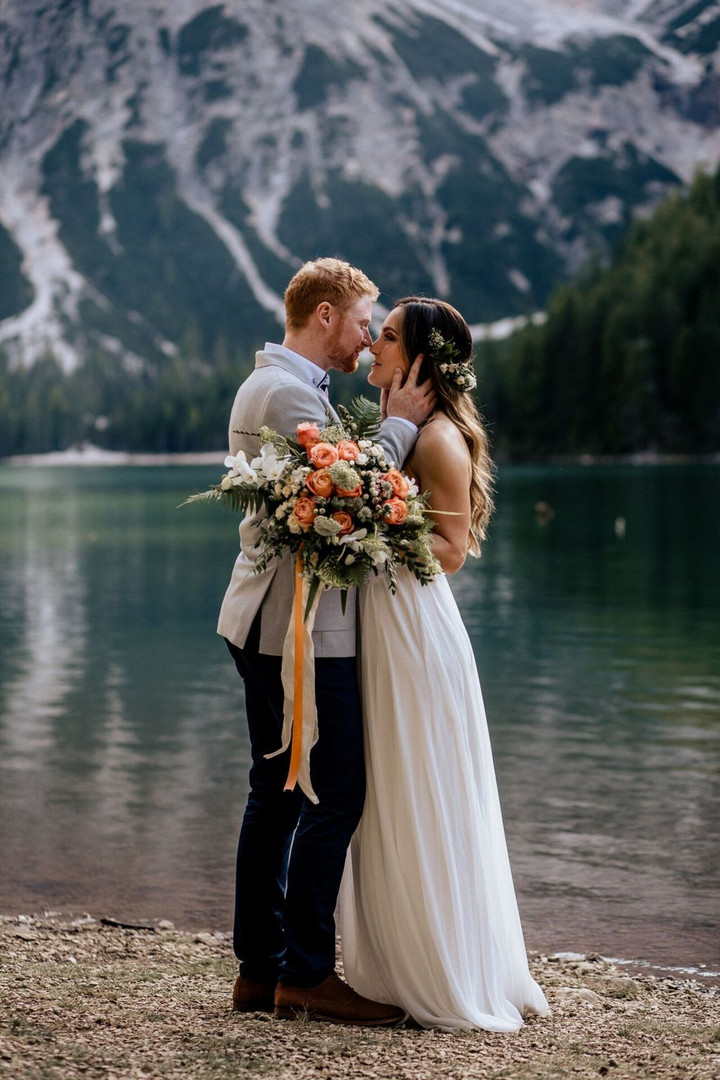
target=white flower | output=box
[344,554,356,565]
[225,450,258,482]
[251,443,288,481]
[313,516,342,538]
[369,546,390,567]
[358,440,372,450]
[339,528,367,545]
[220,475,233,491]
[356,453,368,465]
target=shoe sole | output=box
[274,1006,405,1026]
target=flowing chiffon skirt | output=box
[337,569,548,1031]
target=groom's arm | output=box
[377,417,417,469]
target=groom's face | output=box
[327,296,374,374]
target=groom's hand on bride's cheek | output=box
[386,355,436,426]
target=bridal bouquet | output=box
[182,398,440,804]
[183,398,440,613]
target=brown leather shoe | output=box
[232,974,275,1013]
[274,972,406,1026]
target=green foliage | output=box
[0,333,254,457]
[41,125,276,360]
[664,2,720,55]
[552,143,679,242]
[195,117,233,169]
[520,35,651,106]
[0,220,34,320]
[337,396,382,441]
[485,164,720,457]
[176,7,248,77]
[520,44,577,105]
[277,172,435,305]
[293,44,363,111]
[377,12,503,99]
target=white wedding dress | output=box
[338,568,549,1031]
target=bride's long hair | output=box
[395,296,495,555]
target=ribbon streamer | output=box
[265,549,322,803]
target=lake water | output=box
[0,464,718,978]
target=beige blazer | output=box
[216,347,417,656]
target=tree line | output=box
[480,162,720,457]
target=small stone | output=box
[194,932,217,946]
[556,987,602,1004]
[14,927,37,941]
[157,920,175,931]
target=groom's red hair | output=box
[284,258,379,329]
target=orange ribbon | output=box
[284,548,305,793]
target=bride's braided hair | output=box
[395,297,495,555]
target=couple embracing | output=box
[217,258,548,1031]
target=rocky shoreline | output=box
[1,911,718,1080]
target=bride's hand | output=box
[385,355,436,427]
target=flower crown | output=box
[426,328,477,392]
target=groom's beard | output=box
[329,351,360,373]
[327,329,361,373]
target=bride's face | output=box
[367,308,410,389]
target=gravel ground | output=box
[1,912,718,1080]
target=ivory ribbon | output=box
[265,550,322,804]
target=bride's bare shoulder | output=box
[416,416,469,459]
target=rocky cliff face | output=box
[1,0,719,370]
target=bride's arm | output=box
[412,424,472,575]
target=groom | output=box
[218,258,434,1025]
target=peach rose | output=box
[337,439,360,462]
[292,495,317,529]
[335,480,363,498]
[297,422,321,449]
[309,441,339,468]
[305,468,335,498]
[383,469,410,499]
[332,511,354,536]
[382,497,409,525]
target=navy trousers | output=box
[226,614,365,987]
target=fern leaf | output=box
[349,395,382,439]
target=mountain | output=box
[0,0,719,380]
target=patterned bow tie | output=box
[317,374,330,396]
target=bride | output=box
[338,297,549,1031]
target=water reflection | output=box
[0,465,718,969]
